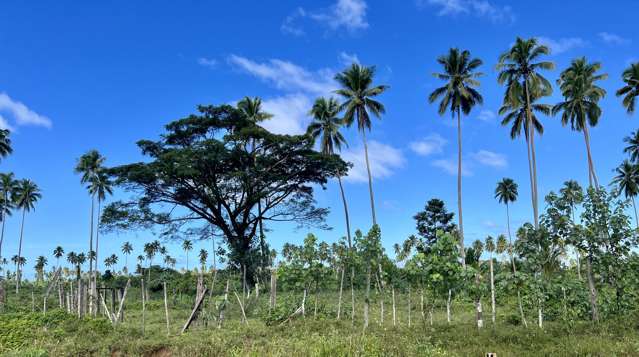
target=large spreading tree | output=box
[102,104,347,283]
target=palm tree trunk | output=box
[456,110,466,267]
[0,191,7,261]
[15,208,26,293]
[490,257,495,324]
[586,254,599,322]
[337,265,344,320]
[506,203,516,274]
[633,196,638,229]
[583,125,599,187]
[363,263,371,330]
[336,173,356,324]
[361,130,377,226]
[524,79,540,228]
[518,290,528,328]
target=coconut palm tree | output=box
[494,178,518,273]
[623,130,639,163]
[612,160,639,227]
[0,173,17,261]
[497,37,554,229]
[429,48,484,266]
[74,150,106,283]
[560,180,584,279]
[0,129,12,160]
[182,239,193,270]
[144,241,160,280]
[89,169,112,276]
[485,235,496,324]
[13,179,41,292]
[552,57,607,188]
[11,255,25,278]
[53,246,64,269]
[198,249,208,272]
[334,63,389,226]
[121,241,133,274]
[34,256,47,283]
[616,62,639,114]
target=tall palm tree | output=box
[88,170,112,275]
[13,179,41,292]
[0,173,17,261]
[182,239,193,270]
[616,62,639,114]
[334,63,389,226]
[0,129,12,160]
[53,246,64,269]
[552,57,607,187]
[74,150,106,283]
[494,178,518,273]
[497,37,554,229]
[429,48,484,266]
[121,241,133,274]
[612,160,639,227]
[623,130,639,162]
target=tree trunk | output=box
[586,254,599,322]
[141,278,146,334]
[446,289,452,323]
[163,282,170,336]
[632,196,638,229]
[490,258,496,324]
[582,125,599,188]
[456,110,466,267]
[15,208,26,293]
[407,286,411,327]
[350,266,355,325]
[363,264,371,330]
[538,298,543,329]
[392,286,396,326]
[269,268,277,313]
[506,203,517,274]
[518,290,528,328]
[337,265,344,320]
[0,190,8,263]
[337,174,353,251]
[476,300,483,329]
[361,129,377,226]
[524,79,540,228]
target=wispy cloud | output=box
[0,93,52,129]
[339,52,360,66]
[478,109,496,122]
[197,57,217,68]
[260,94,312,135]
[228,55,336,95]
[432,158,472,176]
[536,36,587,54]
[420,0,515,24]
[598,32,630,46]
[342,140,405,183]
[410,134,447,156]
[282,0,369,36]
[471,150,507,168]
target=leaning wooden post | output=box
[141,279,146,334]
[269,269,277,313]
[43,268,62,315]
[181,287,208,333]
[114,279,131,324]
[234,291,248,325]
[163,282,170,336]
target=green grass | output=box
[1,288,638,356]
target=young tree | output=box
[560,180,584,278]
[354,225,383,330]
[405,198,456,254]
[429,48,484,267]
[335,64,389,226]
[495,178,519,272]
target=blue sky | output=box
[1,0,638,274]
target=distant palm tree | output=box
[623,130,639,163]
[11,255,26,276]
[0,129,12,159]
[496,234,508,259]
[495,178,518,273]
[612,160,639,227]
[552,57,607,187]
[53,246,64,268]
[76,253,87,281]
[66,252,80,281]
[13,179,41,292]
[335,63,389,226]
[163,254,174,268]
[182,239,193,270]
[198,249,208,272]
[34,256,47,283]
[104,254,118,271]
[616,62,639,114]
[143,241,159,280]
[429,48,484,266]
[497,37,554,228]
[121,241,133,273]
[136,255,145,276]
[0,173,17,261]
[74,150,106,282]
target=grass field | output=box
[1,285,638,356]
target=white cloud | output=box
[282,0,369,36]
[471,150,507,168]
[432,158,472,176]
[598,32,630,45]
[228,55,336,95]
[478,109,496,122]
[0,115,13,131]
[197,57,217,68]
[0,93,52,129]
[410,134,447,156]
[341,140,405,183]
[339,52,360,66]
[259,94,312,135]
[536,36,587,55]
[421,0,515,23]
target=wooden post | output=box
[141,279,146,334]
[337,266,344,320]
[269,269,277,313]
[217,279,230,329]
[181,287,208,333]
[114,280,131,323]
[234,291,248,325]
[392,287,396,327]
[77,279,84,317]
[163,282,170,336]
[43,268,62,314]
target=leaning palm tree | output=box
[497,37,554,229]
[552,57,607,187]
[616,62,639,114]
[429,48,484,266]
[612,160,639,227]
[494,178,518,273]
[74,150,106,284]
[182,239,193,271]
[0,129,12,160]
[334,63,389,226]
[13,179,41,292]
[121,241,133,274]
[623,130,639,163]
[0,173,17,261]
[53,246,64,269]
